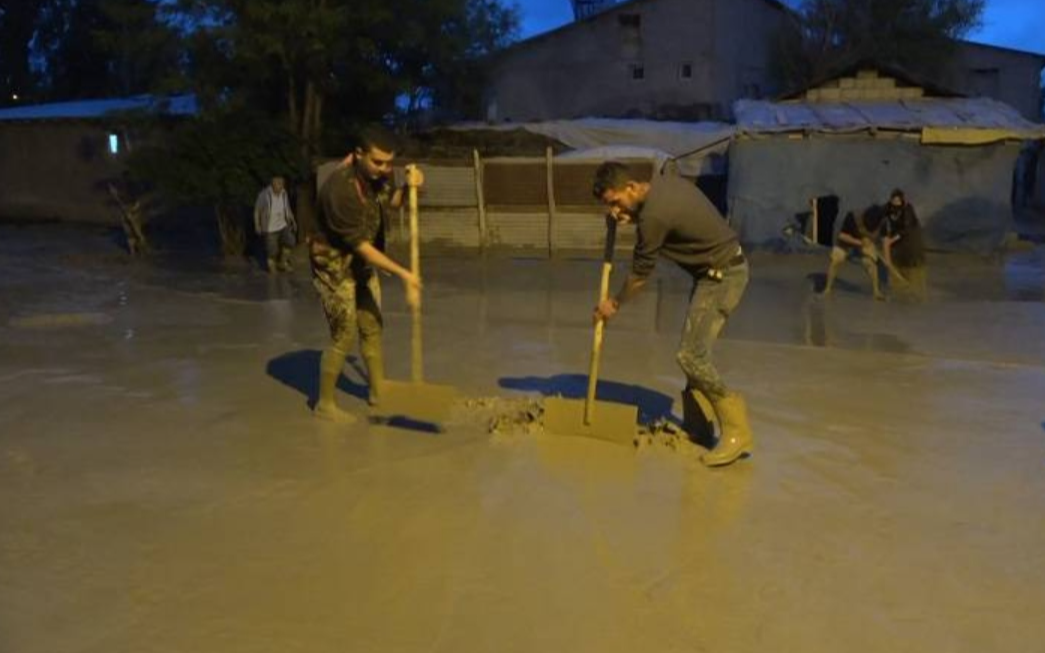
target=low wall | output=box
[0,122,123,223]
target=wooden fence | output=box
[319,150,654,255]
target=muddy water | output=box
[2,227,1044,652]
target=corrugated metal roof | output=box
[0,94,197,122]
[448,118,735,157]
[734,96,1045,139]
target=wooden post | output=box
[810,196,819,245]
[545,146,556,257]
[473,149,487,251]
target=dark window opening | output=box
[788,195,839,246]
[970,67,1000,97]
[695,175,728,216]
[679,63,693,79]
[630,64,645,81]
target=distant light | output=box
[108,133,120,154]
[10,94,17,101]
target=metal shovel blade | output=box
[371,379,457,425]
[543,396,638,446]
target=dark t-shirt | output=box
[632,170,738,279]
[838,206,886,243]
[317,164,392,254]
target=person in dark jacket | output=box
[882,188,927,299]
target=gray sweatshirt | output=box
[632,170,738,279]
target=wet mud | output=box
[2,225,1045,652]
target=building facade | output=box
[948,41,1045,122]
[0,95,196,223]
[484,0,789,122]
[484,0,1045,124]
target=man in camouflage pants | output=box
[311,125,422,423]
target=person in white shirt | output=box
[254,176,297,272]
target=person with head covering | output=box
[882,189,927,299]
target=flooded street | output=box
[2,225,1044,652]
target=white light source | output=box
[10,94,17,101]
[108,134,120,154]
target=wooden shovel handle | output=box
[584,218,617,425]
[407,165,423,383]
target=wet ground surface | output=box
[2,224,1044,652]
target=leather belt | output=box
[706,247,745,281]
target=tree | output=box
[0,0,41,105]
[168,0,519,233]
[34,0,182,99]
[170,0,386,233]
[126,110,303,255]
[389,0,519,124]
[94,0,184,96]
[773,0,985,90]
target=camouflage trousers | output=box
[309,239,383,352]
[313,273,383,352]
[677,262,749,401]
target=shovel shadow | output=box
[498,374,678,426]
[266,349,368,410]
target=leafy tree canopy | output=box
[773,0,985,91]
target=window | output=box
[618,13,641,28]
[971,67,1000,97]
[679,63,693,80]
[629,64,645,81]
[108,133,120,155]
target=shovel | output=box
[882,257,910,288]
[371,166,457,425]
[543,218,638,445]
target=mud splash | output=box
[8,312,113,329]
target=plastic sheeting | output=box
[728,136,1020,253]
[735,97,1045,141]
[447,118,734,175]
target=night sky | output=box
[516,0,1045,55]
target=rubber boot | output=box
[278,248,293,272]
[701,392,753,467]
[314,346,356,424]
[681,387,717,450]
[266,256,278,274]
[360,340,385,406]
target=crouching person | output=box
[824,206,886,300]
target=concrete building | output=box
[0,95,196,223]
[485,0,1045,125]
[484,0,790,122]
[729,67,1045,252]
[948,41,1045,122]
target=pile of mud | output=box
[457,396,708,458]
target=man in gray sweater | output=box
[592,161,753,467]
[254,176,297,273]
